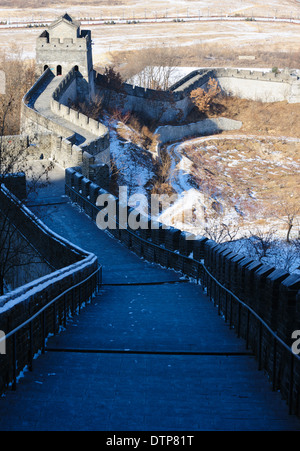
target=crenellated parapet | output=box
[20,64,110,178]
[65,166,300,416]
[95,66,300,123]
[171,67,300,103]
[50,67,109,152]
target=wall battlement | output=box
[51,69,108,139]
[95,67,300,123]
[36,14,93,82]
[171,67,300,103]
[171,68,294,91]
[37,38,90,48]
[21,64,110,176]
[95,72,189,123]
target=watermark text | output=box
[95,186,199,237]
[292,330,300,355]
[0,331,6,355]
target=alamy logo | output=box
[95,186,199,236]
[292,331,300,355]
[0,331,6,355]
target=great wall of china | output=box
[0,14,300,418]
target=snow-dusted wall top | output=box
[0,184,98,312]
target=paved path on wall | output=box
[33,75,99,147]
[0,165,300,431]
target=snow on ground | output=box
[156,140,241,231]
[224,238,300,275]
[107,109,299,274]
[154,137,300,274]
[128,66,200,87]
[105,116,155,199]
[1,13,300,64]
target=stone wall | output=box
[0,217,53,293]
[49,68,111,178]
[171,68,300,103]
[0,132,62,168]
[95,72,191,123]
[20,64,300,182]
[65,166,300,416]
[156,117,243,147]
[21,69,78,142]
[0,135,29,156]
[21,67,110,176]
[51,68,110,154]
[3,173,27,200]
[0,185,99,394]
[94,67,300,125]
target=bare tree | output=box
[122,44,180,91]
[0,45,36,136]
[274,244,299,273]
[69,94,104,120]
[292,238,300,253]
[273,197,300,243]
[0,143,54,295]
[0,206,53,296]
[0,49,54,295]
[151,148,174,196]
[201,211,243,244]
[0,129,53,295]
[246,227,278,262]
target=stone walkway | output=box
[33,74,99,147]
[0,165,300,431]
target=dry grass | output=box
[0,0,299,19]
[0,0,123,7]
[69,94,104,120]
[151,149,175,196]
[115,112,159,153]
[185,136,300,232]
[1,5,300,67]
[185,94,300,138]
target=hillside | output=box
[105,92,300,273]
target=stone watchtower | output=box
[36,13,95,98]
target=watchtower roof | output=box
[49,13,81,30]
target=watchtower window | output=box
[44,65,49,71]
[74,65,79,72]
[57,65,62,76]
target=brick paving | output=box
[34,75,99,146]
[0,174,300,430]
